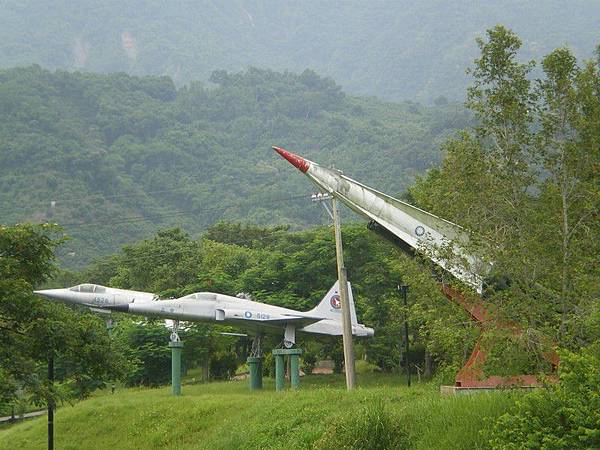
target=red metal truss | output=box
[440,283,559,388]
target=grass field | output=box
[0,374,518,449]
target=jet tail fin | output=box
[308,281,357,324]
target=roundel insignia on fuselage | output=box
[330,295,341,309]
[415,225,425,236]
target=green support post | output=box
[169,340,183,396]
[247,356,263,390]
[290,352,301,390]
[273,348,303,390]
[274,354,285,391]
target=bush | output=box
[302,352,317,374]
[488,348,600,449]
[262,353,275,377]
[209,351,238,379]
[314,400,410,450]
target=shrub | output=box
[314,400,410,450]
[209,351,238,379]
[302,352,317,374]
[488,348,600,449]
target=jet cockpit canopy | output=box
[180,292,217,301]
[69,284,107,293]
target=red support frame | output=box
[440,283,559,387]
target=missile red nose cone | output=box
[272,146,310,173]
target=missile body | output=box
[273,146,489,291]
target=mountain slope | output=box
[0,66,469,267]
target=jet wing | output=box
[259,314,323,327]
[218,308,324,327]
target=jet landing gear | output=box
[250,333,263,357]
[170,320,181,342]
[247,334,264,390]
[168,320,183,396]
[284,324,296,349]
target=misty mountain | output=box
[1,1,598,102]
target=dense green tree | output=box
[411,27,600,373]
[0,224,129,413]
[536,47,600,343]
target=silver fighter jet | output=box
[35,282,374,347]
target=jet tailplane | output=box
[308,281,358,324]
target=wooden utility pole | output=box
[331,197,356,390]
[399,284,410,387]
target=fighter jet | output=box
[34,283,158,314]
[109,281,373,347]
[35,282,374,348]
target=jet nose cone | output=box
[272,146,310,173]
[33,289,64,301]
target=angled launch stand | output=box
[440,284,559,392]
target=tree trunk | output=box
[424,350,432,379]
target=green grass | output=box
[0,374,518,450]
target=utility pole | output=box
[399,284,410,387]
[311,193,356,390]
[331,197,356,390]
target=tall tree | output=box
[411,26,600,372]
[536,47,600,343]
[0,224,129,411]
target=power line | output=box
[3,185,224,212]
[59,212,335,269]
[56,193,311,229]
[49,192,328,266]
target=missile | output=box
[273,146,490,292]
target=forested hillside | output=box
[1,1,598,102]
[2,26,600,449]
[0,66,467,267]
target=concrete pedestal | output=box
[169,340,184,396]
[272,348,303,391]
[247,356,263,390]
